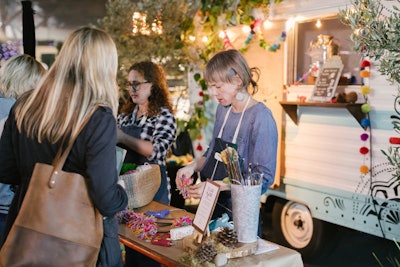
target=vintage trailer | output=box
[259,0,400,260]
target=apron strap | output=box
[217,95,251,143]
[133,106,147,127]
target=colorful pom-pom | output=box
[360,60,371,68]
[361,103,371,113]
[360,165,369,174]
[360,70,370,78]
[359,146,369,154]
[361,118,370,127]
[360,133,369,141]
[389,137,400,144]
[196,143,203,151]
[360,85,371,95]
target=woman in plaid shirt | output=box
[117,61,176,267]
[117,61,176,205]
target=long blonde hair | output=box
[0,54,45,98]
[15,26,119,143]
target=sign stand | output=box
[311,56,344,102]
[191,180,221,243]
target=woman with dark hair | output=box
[117,61,176,205]
[117,61,176,266]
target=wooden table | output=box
[118,201,303,267]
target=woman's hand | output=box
[188,182,205,199]
[175,162,196,189]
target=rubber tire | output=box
[272,199,338,262]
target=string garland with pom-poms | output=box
[294,65,319,85]
[358,58,371,177]
[222,19,286,53]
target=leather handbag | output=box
[0,135,103,267]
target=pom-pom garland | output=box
[360,85,371,95]
[360,133,369,141]
[358,59,371,176]
[361,103,371,113]
[360,165,369,174]
[360,69,370,78]
[222,19,286,53]
[360,59,371,68]
[360,146,369,154]
[361,118,370,127]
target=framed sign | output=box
[311,56,344,102]
[192,180,220,235]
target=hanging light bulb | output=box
[316,19,322,28]
[132,11,163,36]
[242,25,251,34]
[263,19,272,29]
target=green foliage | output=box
[196,0,284,62]
[98,0,283,140]
[339,0,400,84]
[381,146,400,180]
[373,239,400,267]
[98,0,199,78]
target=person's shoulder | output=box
[0,98,15,119]
[252,102,272,113]
[249,102,274,121]
[160,107,174,117]
[89,106,115,124]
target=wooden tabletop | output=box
[118,201,303,267]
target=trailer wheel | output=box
[272,199,337,261]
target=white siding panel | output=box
[284,122,366,191]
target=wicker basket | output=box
[119,164,161,208]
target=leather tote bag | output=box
[0,135,103,267]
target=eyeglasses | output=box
[126,80,150,92]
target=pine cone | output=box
[196,242,217,263]
[217,227,238,248]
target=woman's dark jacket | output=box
[0,105,128,247]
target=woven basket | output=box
[119,164,161,208]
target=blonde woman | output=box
[0,27,128,266]
[0,54,45,238]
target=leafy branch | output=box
[339,0,400,84]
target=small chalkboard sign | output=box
[311,56,344,102]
